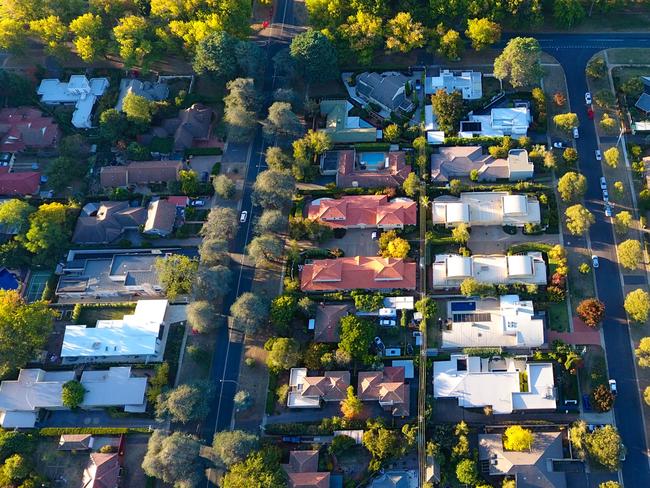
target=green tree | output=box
[0,199,34,234]
[553,0,585,28]
[645,387,650,406]
[340,385,363,419]
[265,147,293,171]
[339,315,376,363]
[192,31,239,78]
[456,459,479,485]
[554,113,579,133]
[576,299,605,327]
[224,78,260,142]
[415,297,437,319]
[222,448,286,488]
[585,425,621,470]
[402,172,419,197]
[69,13,104,62]
[494,37,543,88]
[592,383,615,412]
[613,210,631,235]
[199,238,230,267]
[625,288,650,323]
[290,29,338,82]
[213,175,236,199]
[113,15,153,67]
[465,18,501,51]
[230,292,269,334]
[186,301,214,334]
[565,204,594,236]
[266,338,301,373]
[270,294,298,331]
[252,170,296,209]
[437,28,464,60]
[122,91,154,124]
[156,381,212,423]
[29,15,68,56]
[431,89,464,134]
[179,169,200,196]
[613,181,624,198]
[2,454,30,482]
[263,102,303,137]
[99,109,127,142]
[22,202,76,265]
[618,239,643,270]
[598,482,620,488]
[503,425,534,451]
[563,147,578,165]
[211,431,259,469]
[600,113,617,133]
[0,18,27,51]
[587,57,607,79]
[382,237,410,259]
[385,12,424,53]
[247,234,284,264]
[256,210,285,234]
[142,430,202,487]
[46,156,87,192]
[201,206,238,240]
[604,147,619,168]
[460,278,494,297]
[338,10,383,66]
[61,380,85,408]
[155,255,199,300]
[557,171,587,202]
[146,362,169,405]
[383,124,400,142]
[635,337,650,367]
[452,223,470,244]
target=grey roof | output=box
[116,79,169,111]
[636,92,650,113]
[478,432,566,488]
[72,201,146,244]
[357,72,413,113]
[370,471,409,488]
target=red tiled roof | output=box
[288,450,319,473]
[0,107,60,152]
[313,302,355,342]
[301,371,350,401]
[308,195,416,229]
[0,170,40,195]
[289,472,331,488]
[100,160,183,188]
[337,151,411,188]
[85,453,119,488]
[358,366,409,416]
[167,196,189,207]
[301,257,416,292]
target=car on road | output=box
[585,92,592,105]
[605,204,612,217]
[190,199,205,207]
[573,127,579,139]
[602,188,609,202]
[239,210,248,223]
[600,176,607,190]
[595,149,602,161]
[587,107,595,119]
[553,141,565,149]
[592,255,599,268]
[609,378,617,395]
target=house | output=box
[115,78,169,112]
[300,257,416,292]
[313,302,355,343]
[143,199,177,236]
[440,295,546,349]
[431,192,541,228]
[358,366,410,416]
[287,368,350,408]
[0,107,60,153]
[308,195,416,229]
[460,106,531,138]
[426,69,483,99]
[60,300,168,363]
[37,75,109,129]
[369,471,417,488]
[431,253,547,288]
[56,248,178,300]
[153,103,213,151]
[167,195,189,207]
[58,434,94,450]
[100,160,183,188]
[319,99,378,144]
[72,201,147,245]
[336,150,411,188]
[82,452,120,488]
[283,450,332,488]
[634,76,650,115]
[433,354,556,414]
[356,72,414,114]
[431,147,533,182]
[0,366,147,428]
[0,168,40,196]
[478,432,567,488]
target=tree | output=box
[270,294,298,332]
[201,206,238,240]
[635,337,650,367]
[383,124,400,142]
[265,147,293,171]
[256,210,285,234]
[563,147,578,165]
[212,431,259,468]
[466,18,501,51]
[494,37,543,88]
[121,92,154,125]
[233,390,253,411]
[592,383,614,412]
[224,78,259,142]
[156,382,212,423]
[273,48,297,81]
[456,459,479,485]
[69,13,104,62]
[618,239,643,270]
[222,448,286,488]
[45,156,87,192]
[252,170,296,209]
[248,234,283,264]
[146,363,169,405]
[576,299,605,327]
[613,211,631,234]
[235,40,265,80]
[340,385,363,419]
[415,297,437,319]
[266,337,301,373]
[22,202,76,264]
[613,181,624,198]
[437,28,464,60]
[29,15,68,56]
[113,15,153,67]
[290,29,338,82]
[565,204,594,236]
[544,150,557,169]
[553,0,585,28]
[99,109,127,142]
[0,18,27,51]
[554,113,579,133]
[587,57,607,79]
[339,315,376,363]
[61,380,85,408]
[338,10,383,66]
[452,223,470,244]
[402,173,419,197]
[599,483,620,488]
[230,292,269,333]
[213,174,236,199]
[187,301,215,333]
[585,425,621,470]
[600,113,617,133]
[383,237,410,259]
[625,288,650,323]
[2,454,30,482]
[557,172,587,202]
[142,430,202,487]
[431,89,464,134]
[0,199,34,234]
[604,147,619,168]
[385,12,424,53]
[645,387,650,406]
[263,102,303,137]
[503,425,534,451]
[460,278,494,298]
[155,255,198,300]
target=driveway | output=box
[468,226,559,254]
[187,155,220,176]
[322,229,379,257]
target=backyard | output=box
[74,304,136,325]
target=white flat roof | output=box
[36,76,109,129]
[432,192,541,227]
[0,410,38,428]
[0,369,74,413]
[80,367,147,408]
[287,391,320,408]
[512,363,556,410]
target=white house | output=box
[433,354,556,414]
[460,106,531,138]
[425,70,483,100]
[37,75,109,129]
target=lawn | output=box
[76,304,136,325]
[163,323,186,384]
[607,48,650,65]
[547,301,570,332]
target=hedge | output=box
[39,427,151,436]
[442,136,505,147]
[353,142,391,152]
[507,242,554,255]
[185,147,223,157]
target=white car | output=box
[553,142,565,149]
[379,319,396,327]
[602,189,609,202]
[190,199,205,207]
[592,255,600,268]
[573,127,579,139]
[239,210,248,223]
[600,176,607,190]
[605,205,612,217]
[585,92,592,105]
[609,379,617,395]
[373,336,385,350]
[595,150,602,161]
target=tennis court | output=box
[25,270,51,302]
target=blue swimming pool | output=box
[451,301,476,312]
[358,152,388,171]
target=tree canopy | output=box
[557,172,587,202]
[565,204,594,236]
[252,170,296,209]
[222,448,286,488]
[625,288,650,323]
[211,430,259,468]
[155,255,199,300]
[503,425,534,451]
[156,381,213,423]
[266,337,301,373]
[339,315,375,363]
[618,239,643,270]
[142,430,202,487]
[290,29,338,82]
[431,89,464,135]
[230,292,269,333]
[635,337,650,368]
[466,18,501,51]
[494,37,543,88]
[61,380,85,408]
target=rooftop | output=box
[115,78,169,112]
[358,366,410,416]
[431,192,541,227]
[426,69,483,99]
[319,99,377,144]
[0,107,60,152]
[100,160,183,188]
[356,72,413,113]
[337,150,411,188]
[430,147,533,182]
[37,75,109,129]
[308,195,416,229]
[460,107,531,138]
[72,201,147,244]
[313,302,355,343]
[288,368,350,407]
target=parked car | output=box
[585,92,592,105]
[379,319,396,327]
[573,127,579,138]
[595,150,602,161]
[385,347,401,357]
[605,204,612,217]
[602,188,609,202]
[190,199,205,207]
[373,336,385,350]
[588,107,595,119]
[592,255,600,268]
[200,171,209,182]
[240,210,248,223]
[413,331,422,346]
[609,378,617,395]
[371,231,378,240]
[600,176,607,190]
[415,79,422,91]
[553,141,565,149]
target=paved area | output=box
[548,317,602,345]
[321,229,379,256]
[468,226,559,254]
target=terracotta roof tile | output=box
[308,195,416,229]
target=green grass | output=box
[548,301,570,332]
[76,305,136,325]
[607,48,650,65]
[163,324,186,384]
[265,372,278,415]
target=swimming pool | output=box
[358,152,388,171]
[450,301,476,312]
